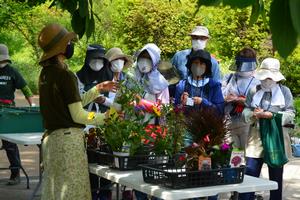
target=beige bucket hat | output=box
[38,24,77,63]
[189,26,210,38]
[105,47,133,69]
[0,44,11,62]
[255,58,285,82]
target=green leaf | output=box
[249,0,260,26]
[85,13,95,39]
[222,0,255,8]
[260,0,268,29]
[89,0,93,9]
[79,0,88,17]
[289,0,300,35]
[48,0,57,8]
[270,0,298,58]
[62,0,78,14]
[71,9,86,38]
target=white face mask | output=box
[137,58,152,73]
[89,59,104,71]
[192,39,207,50]
[191,64,206,77]
[111,59,125,72]
[261,79,277,90]
[236,71,254,77]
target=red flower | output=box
[179,155,186,161]
[203,134,210,143]
[143,124,167,144]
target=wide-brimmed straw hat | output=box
[105,47,133,68]
[255,58,285,81]
[38,24,77,63]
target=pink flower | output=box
[220,143,231,151]
[192,143,199,147]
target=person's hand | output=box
[181,92,189,105]
[260,111,273,119]
[94,96,106,104]
[253,108,272,119]
[253,107,264,119]
[236,95,246,105]
[192,97,202,105]
[225,93,238,102]
[96,81,119,93]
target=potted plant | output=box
[184,108,230,170]
[143,105,186,164]
[99,76,148,156]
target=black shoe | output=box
[7,174,21,185]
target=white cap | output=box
[189,26,210,38]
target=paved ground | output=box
[0,90,299,200]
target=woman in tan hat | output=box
[37,24,117,200]
[240,58,295,200]
[103,47,133,108]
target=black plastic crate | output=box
[110,154,169,171]
[95,151,170,170]
[141,163,245,189]
[87,148,114,165]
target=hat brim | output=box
[254,69,285,82]
[0,55,10,62]
[229,62,256,72]
[109,54,133,69]
[158,61,180,85]
[189,33,210,38]
[39,32,77,63]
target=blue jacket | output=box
[174,78,224,115]
[171,49,221,81]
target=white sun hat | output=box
[254,58,285,82]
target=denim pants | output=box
[2,140,21,176]
[239,157,283,200]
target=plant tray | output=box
[141,163,245,189]
[96,152,169,171]
[0,106,44,133]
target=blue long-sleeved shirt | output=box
[171,49,221,82]
[174,78,224,115]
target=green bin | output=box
[0,106,44,133]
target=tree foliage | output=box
[0,0,299,96]
[196,0,300,58]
